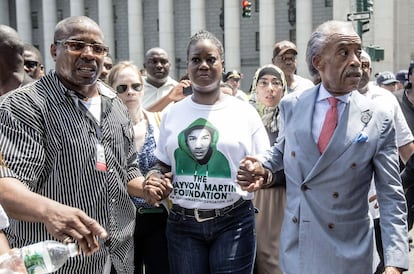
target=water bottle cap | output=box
[67,243,79,257]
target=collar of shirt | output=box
[317,83,350,104]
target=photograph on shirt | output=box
[173,118,234,203]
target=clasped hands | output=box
[237,156,269,192]
[143,171,173,206]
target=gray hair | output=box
[306,20,356,78]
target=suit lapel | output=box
[292,86,321,175]
[304,91,372,182]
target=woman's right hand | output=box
[143,172,173,206]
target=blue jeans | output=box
[166,200,256,274]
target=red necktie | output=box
[317,97,338,153]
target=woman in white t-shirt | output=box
[144,30,270,274]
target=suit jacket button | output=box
[301,184,309,191]
[328,223,335,229]
[292,216,298,223]
[291,151,296,157]
[350,163,357,169]
[332,192,339,198]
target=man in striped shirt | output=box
[0,16,144,273]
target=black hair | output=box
[186,30,224,62]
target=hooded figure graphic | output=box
[174,118,231,178]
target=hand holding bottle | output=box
[41,201,108,256]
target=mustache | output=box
[345,70,362,77]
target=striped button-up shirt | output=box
[0,71,141,273]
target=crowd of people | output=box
[0,15,413,274]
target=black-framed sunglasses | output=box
[116,83,143,93]
[55,39,109,56]
[24,60,39,69]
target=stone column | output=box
[69,0,84,16]
[224,0,241,72]
[0,0,10,25]
[295,0,312,78]
[15,0,32,42]
[41,0,57,72]
[190,0,205,35]
[98,0,114,58]
[159,0,175,77]
[259,0,275,65]
[128,0,144,67]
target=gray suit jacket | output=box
[263,85,408,273]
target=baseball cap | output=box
[376,71,399,85]
[273,40,297,57]
[223,70,241,82]
[395,70,408,83]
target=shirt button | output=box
[292,216,298,223]
[108,168,114,173]
[332,192,339,198]
[328,223,335,229]
[112,199,116,203]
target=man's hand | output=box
[167,80,192,102]
[42,202,108,256]
[237,156,267,192]
[143,171,173,206]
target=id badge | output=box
[96,143,107,172]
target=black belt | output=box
[137,207,165,214]
[171,198,247,222]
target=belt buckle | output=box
[194,209,215,223]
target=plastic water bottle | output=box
[0,240,78,274]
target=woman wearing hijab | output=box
[249,64,287,274]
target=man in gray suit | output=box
[237,20,408,274]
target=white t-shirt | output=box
[0,204,9,230]
[155,94,270,209]
[142,77,178,109]
[365,83,414,219]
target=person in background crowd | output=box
[376,71,399,92]
[248,64,287,274]
[99,52,113,83]
[23,43,45,80]
[141,47,180,112]
[107,61,170,274]
[0,25,33,95]
[237,20,408,274]
[271,40,314,94]
[395,61,414,237]
[143,30,270,274]
[0,16,145,273]
[395,69,409,91]
[220,82,234,96]
[358,50,414,274]
[223,70,248,101]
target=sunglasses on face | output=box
[55,39,109,56]
[24,60,39,69]
[116,83,143,93]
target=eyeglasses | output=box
[24,60,39,69]
[116,83,143,93]
[277,55,296,63]
[361,62,370,69]
[257,79,283,89]
[55,39,109,56]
